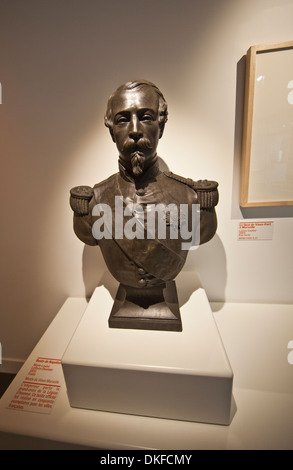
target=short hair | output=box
[104,80,168,132]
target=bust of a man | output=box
[70,80,218,331]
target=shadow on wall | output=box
[183,234,227,310]
[82,244,118,301]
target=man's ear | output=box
[159,123,165,139]
[109,128,116,143]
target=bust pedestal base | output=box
[108,281,182,331]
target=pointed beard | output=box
[131,152,145,176]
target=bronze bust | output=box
[70,80,218,331]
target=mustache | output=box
[122,137,153,154]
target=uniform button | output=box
[138,267,146,275]
[138,278,147,287]
[134,205,144,213]
[136,188,145,196]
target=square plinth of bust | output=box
[62,281,234,425]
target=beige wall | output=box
[1,0,293,365]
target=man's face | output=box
[110,87,162,176]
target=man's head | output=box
[104,80,168,176]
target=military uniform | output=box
[70,159,218,290]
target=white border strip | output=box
[0,357,25,374]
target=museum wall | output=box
[1,0,293,366]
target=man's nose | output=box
[129,116,143,141]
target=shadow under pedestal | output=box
[108,281,182,332]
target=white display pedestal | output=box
[1,291,293,449]
[62,276,234,425]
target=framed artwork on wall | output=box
[240,40,293,207]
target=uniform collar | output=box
[118,156,161,184]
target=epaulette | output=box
[70,185,94,215]
[164,171,219,208]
